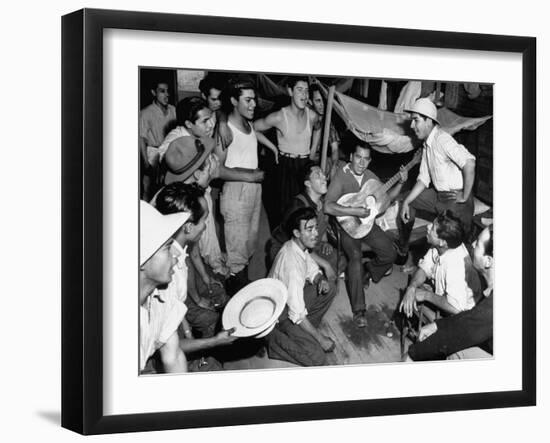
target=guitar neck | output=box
[379,154,421,194]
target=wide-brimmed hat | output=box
[404,98,440,125]
[164,135,215,184]
[139,200,189,266]
[222,278,288,337]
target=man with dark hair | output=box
[199,74,224,115]
[398,98,476,259]
[215,79,277,294]
[325,141,406,328]
[399,210,478,318]
[406,226,494,361]
[309,83,342,178]
[267,207,337,366]
[254,76,322,215]
[268,161,337,278]
[139,80,176,199]
[155,183,237,370]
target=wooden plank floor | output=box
[222,204,422,371]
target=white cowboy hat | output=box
[404,97,440,125]
[222,278,288,338]
[139,200,189,266]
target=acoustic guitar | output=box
[336,150,422,239]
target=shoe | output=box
[353,310,367,328]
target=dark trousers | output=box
[277,156,309,220]
[266,280,337,366]
[340,223,397,314]
[397,188,474,250]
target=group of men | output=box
[138,72,493,372]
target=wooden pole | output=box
[321,85,336,173]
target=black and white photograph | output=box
[138,68,494,374]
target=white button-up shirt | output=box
[418,244,476,312]
[158,241,189,305]
[268,240,322,324]
[140,289,186,370]
[417,126,475,191]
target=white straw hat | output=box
[139,200,190,266]
[405,98,440,125]
[222,278,288,337]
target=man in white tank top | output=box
[216,79,266,294]
[254,77,322,223]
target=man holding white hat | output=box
[397,98,476,258]
[139,200,189,373]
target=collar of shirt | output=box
[171,241,188,270]
[424,125,439,149]
[343,163,365,185]
[153,101,171,116]
[290,238,309,260]
[435,243,467,266]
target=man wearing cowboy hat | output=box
[397,98,476,259]
[139,200,189,373]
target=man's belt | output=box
[279,151,309,159]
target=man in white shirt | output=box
[398,98,476,255]
[267,207,337,366]
[139,201,189,373]
[399,210,480,319]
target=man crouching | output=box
[266,207,337,366]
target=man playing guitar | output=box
[325,140,407,328]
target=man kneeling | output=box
[267,207,337,366]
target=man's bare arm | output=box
[159,331,188,373]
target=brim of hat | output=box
[164,136,214,184]
[222,278,288,337]
[254,321,277,338]
[139,208,189,266]
[403,108,440,126]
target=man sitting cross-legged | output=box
[266,207,337,367]
[399,210,479,320]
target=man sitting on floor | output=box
[155,183,237,370]
[139,200,189,374]
[406,225,494,361]
[266,207,337,367]
[399,210,479,319]
[268,161,337,278]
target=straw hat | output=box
[139,200,189,266]
[405,98,440,125]
[222,278,288,337]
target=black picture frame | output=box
[61,8,536,435]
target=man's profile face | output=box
[289,81,309,110]
[187,108,214,138]
[472,227,492,271]
[426,220,442,247]
[350,146,371,176]
[143,239,177,285]
[152,83,170,107]
[187,197,209,243]
[311,90,324,115]
[206,88,222,112]
[306,166,328,195]
[410,112,433,141]
[234,89,256,120]
[295,218,319,250]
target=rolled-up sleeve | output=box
[440,132,475,169]
[418,248,436,279]
[285,269,308,324]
